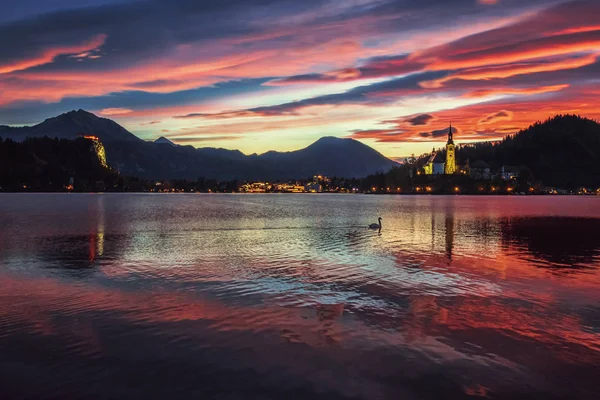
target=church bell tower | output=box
[444,124,456,174]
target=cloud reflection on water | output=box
[0,194,599,399]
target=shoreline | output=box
[0,191,596,196]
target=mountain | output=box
[0,110,141,144]
[0,110,398,180]
[457,115,600,188]
[154,136,177,146]
[248,136,399,179]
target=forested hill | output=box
[458,115,600,188]
[0,137,117,191]
[362,115,600,192]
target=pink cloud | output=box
[420,54,598,89]
[0,34,106,75]
[462,84,570,99]
[423,31,600,72]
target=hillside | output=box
[0,110,141,144]
[458,115,600,188]
[0,137,118,191]
[0,110,398,180]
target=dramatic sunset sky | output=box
[0,0,599,159]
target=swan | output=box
[369,217,382,230]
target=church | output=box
[423,125,456,175]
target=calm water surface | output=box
[1,194,599,399]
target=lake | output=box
[0,194,599,399]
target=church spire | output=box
[444,123,456,175]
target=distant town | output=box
[147,175,598,196]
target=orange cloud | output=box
[117,104,223,119]
[69,52,91,59]
[0,34,106,75]
[170,135,242,143]
[325,68,362,80]
[420,54,598,89]
[552,25,600,36]
[99,108,134,116]
[0,77,118,105]
[463,84,570,99]
[424,31,600,71]
[478,110,513,125]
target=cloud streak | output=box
[0,34,106,75]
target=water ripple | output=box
[1,194,599,399]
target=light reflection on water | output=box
[1,193,599,399]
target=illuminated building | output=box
[304,182,322,193]
[240,182,270,193]
[423,125,456,175]
[273,183,305,193]
[64,176,75,191]
[501,165,519,180]
[444,125,456,175]
[312,175,330,183]
[80,134,108,168]
[288,185,305,193]
[423,150,444,175]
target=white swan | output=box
[369,217,382,230]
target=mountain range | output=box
[0,110,398,180]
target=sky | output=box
[0,0,599,160]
